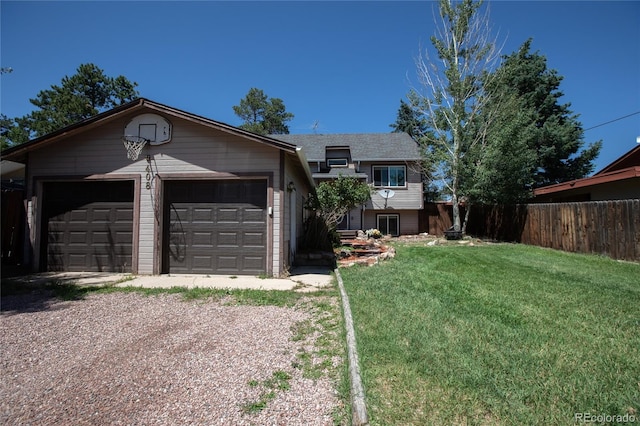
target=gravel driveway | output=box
[1,291,343,425]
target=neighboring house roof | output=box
[595,144,640,175]
[533,167,640,197]
[533,144,640,198]
[272,133,421,162]
[0,98,315,186]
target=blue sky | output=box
[1,1,639,173]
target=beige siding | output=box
[363,210,419,235]
[27,112,288,275]
[359,161,423,211]
[283,154,312,269]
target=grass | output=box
[0,279,308,307]
[242,370,292,414]
[340,243,640,425]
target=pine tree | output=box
[493,40,601,187]
[233,88,294,135]
[22,63,138,140]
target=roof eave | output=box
[0,98,145,162]
[0,98,300,162]
[141,101,298,154]
[295,147,316,188]
[533,166,640,196]
[595,144,640,175]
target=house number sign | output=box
[145,164,153,190]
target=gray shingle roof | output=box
[270,133,421,162]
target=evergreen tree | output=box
[390,96,427,140]
[463,92,537,204]
[1,115,28,149]
[2,63,139,146]
[494,40,601,187]
[233,88,294,135]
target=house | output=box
[533,144,640,202]
[272,133,423,236]
[0,98,314,276]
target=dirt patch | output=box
[0,292,342,425]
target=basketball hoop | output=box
[121,135,149,161]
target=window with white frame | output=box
[327,158,348,167]
[377,214,399,236]
[373,166,406,187]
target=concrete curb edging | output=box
[334,268,369,426]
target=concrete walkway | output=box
[4,266,335,292]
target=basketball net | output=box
[122,136,148,161]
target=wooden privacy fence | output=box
[422,200,640,261]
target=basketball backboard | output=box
[124,113,172,145]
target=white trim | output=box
[372,165,407,188]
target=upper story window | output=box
[373,165,406,187]
[327,158,348,167]
[325,147,351,170]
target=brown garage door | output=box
[163,180,267,275]
[41,181,134,272]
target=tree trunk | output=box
[451,137,462,232]
[452,194,461,232]
[462,202,471,235]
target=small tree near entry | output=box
[302,175,371,250]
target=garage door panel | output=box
[244,208,266,222]
[217,231,239,247]
[91,209,112,222]
[218,208,240,223]
[192,256,214,269]
[69,232,88,244]
[115,208,134,221]
[215,255,239,273]
[114,231,133,245]
[164,180,267,275]
[169,206,189,221]
[193,208,215,222]
[243,256,266,272]
[192,231,214,247]
[243,232,266,247]
[92,231,112,244]
[42,181,134,272]
[69,209,90,222]
[68,254,88,269]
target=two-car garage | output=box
[4,100,311,277]
[39,179,268,275]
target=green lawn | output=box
[340,243,640,425]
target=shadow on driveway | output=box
[1,271,125,314]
